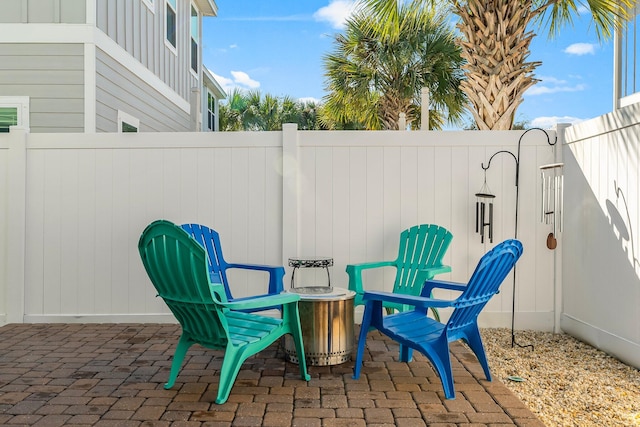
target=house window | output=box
[0,107,18,133]
[207,91,215,131]
[0,96,29,132]
[190,5,199,72]
[118,110,140,133]
[165,0,177,50]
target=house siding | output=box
[0,43,84,133]
[96,48,191,132]
[0,0,86,24]
[96,0,199,104]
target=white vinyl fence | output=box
[1,125,561,332]
[563,103,640,368]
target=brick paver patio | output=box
[0,323,545,426]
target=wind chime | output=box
[475,168,495,243]
[540,163,564,249]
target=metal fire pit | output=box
[285,287,355,366]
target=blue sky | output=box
[202,0,616,129]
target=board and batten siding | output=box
[96,48,191,131]
[96,0,199,106]
[0,0,86,24]
[0,43,84,133]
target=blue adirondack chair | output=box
[353,239,523,399]
[138,220,310,404]
[181,223,284,311]
[346,224,453,319]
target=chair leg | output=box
[216,348,246,404]
[423,338,455,399]
[399,344,413,363]
[287,305,311,381]
[463,327,492,381]
[353,301,376,379]
[164,334,193,389]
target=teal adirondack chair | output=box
[138,220,310,404]
[353,239,523,399]
[346,224,453,319]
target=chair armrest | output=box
[221,292,299,311]
[363,290,454,309]
[225,263,285,294]
[346,261,396,305]
[346,260,396,273]
[421,279,467,296]
[419,264,451,280]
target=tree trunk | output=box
[454,0,541,130]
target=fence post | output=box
[6,127,28,323]
[282,123,299,270]
[553,123,569,333]
[421,87,430,130]
[398,113,407,130]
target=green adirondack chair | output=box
[138,220,310,404]
[346,224,453,320]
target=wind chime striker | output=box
[475,169,496,243]
[540,162,564,249]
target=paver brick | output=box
[0,324,540,426]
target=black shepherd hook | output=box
[482,128,558,350]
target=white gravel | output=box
[481,328,640,427]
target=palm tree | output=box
[322,0,467,130]
[365,0,636,130]
[219,88,249,131]
[219,90,326,131]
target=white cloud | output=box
[527,83,586,95]
[210,71,234,89]
[313,0,357,29]
[531,116,584,129]
[210,70,261,93]
[537,75,567,85]
[564,43,596,56]
[230,71,261,89]
[229,44,238,49]
[297,97,322,104]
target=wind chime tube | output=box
[554,175,558,235]
[480,202,485,243]
[540,171,544,222]
[545,176,553,224]
[476,201,479,233]
[559,174,564,232]
[489,202,493,242]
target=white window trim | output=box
[117,110,140,133]
[164,0,178,55]
[190,2,199,78]
[0,96,30,130]
[141,0,155,13]
[204,89,214,131]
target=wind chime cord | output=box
[483,127,557,350]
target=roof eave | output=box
[194,0,218,16]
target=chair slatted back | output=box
[181,223,232,299]
[446,240,523,332]
[394,224,453,296]
[139,220,230,348]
